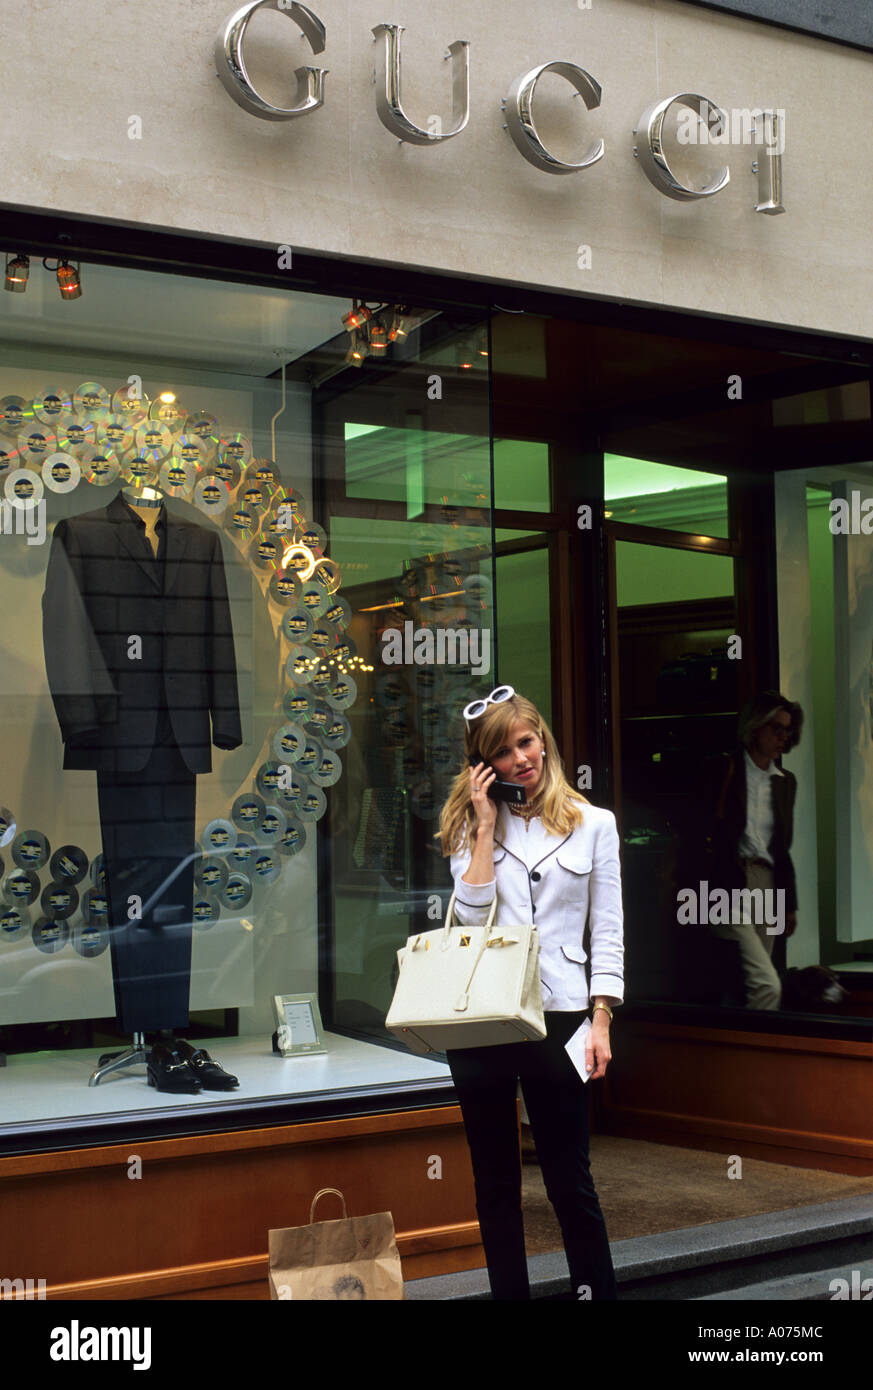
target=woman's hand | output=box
[469,761,498,834]
[585,1016,612,1080]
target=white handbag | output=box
[385,889,546,1055]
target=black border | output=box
[677,0,873,53]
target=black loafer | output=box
[174,1039,239,1090]
[147,1041,202,1094]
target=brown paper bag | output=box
[268,1187,405,1300]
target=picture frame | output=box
[272,992,327,1057]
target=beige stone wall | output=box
[3,0,872,336]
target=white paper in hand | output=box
[564,1017,594,1083]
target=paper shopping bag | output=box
[268,1187,404,1300]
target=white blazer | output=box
[449,799,625,1012]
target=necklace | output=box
[509,801,539,821]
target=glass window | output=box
[606,455,728,537]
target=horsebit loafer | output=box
[173,1039,239,1090]
[147,1041,202,1094]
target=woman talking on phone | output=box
[438,686,624,1301]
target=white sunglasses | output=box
[463,685,515,727]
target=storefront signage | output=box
[215,0,785,212]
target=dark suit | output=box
[703,748,798,913]
[42,491,243,1032]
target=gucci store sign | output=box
[215,0,785,213]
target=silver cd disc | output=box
[42,452,81,493]
[33,917,70,953]
[308,660,334,698]
[310,556,342,594]
[322,712,351,749]
[299,580,328,618]
[81,887,110,927]
[5,468,44,507]
[285,644,319,685]
[0,443,19,479]
[172,434,208,471]
[283,689,313,724]
[40,880,78,919]
[255,760,284,799]
[159,458,196,496]
[96,415,134,456]
[330,634,357,666]
[201,818,237,854]
[123,453,160,488]
[276,771,303,812]
[111,385,150,426]
[310,748,341,788]
[50,845,88,884]
[225,503,260,545]
[2,870,39,905]
[229,834,256,869]
[149,394,187,433]
[279,543,314,579]
[296,782,326,822]
[304,699,331,733]
[295,737,321,778]
[322,595,351,633]
[192,894,220,929]
[0,808,16,848]
[89,854,107,891]
[278,817,306,856]
[256,803,286,847]
[281,608,314,644]
[220,871,252,911]
[309,627,332,653]
[239,482,269,516]
[135,420,173,458]
[72,921,109,957]
[185,411,220,450]
[269,570,302,609]
[194,855,229,895]
[58,420,97,456]
[194,474,231,517]
[298,521,326,554]
[219,433,252,469]
[272,488,306,529]
[0,905,30,941]
[74,381,111,417]
[17,427,56,467]
[80,447,121,487]
[252,847,281,883]
[231,792,266,832]
[33,386,74,430]
[0,396,27,436]
[273,722,306,764]
[326,672,357,710]
[245,458,280,490]
[211,453,241,489]
[252,532,283,570]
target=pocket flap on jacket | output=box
[555,847,592,875]
[561,942,588,964]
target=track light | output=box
[342,302,372,333]
[4,253,30,292]
[345,331,367,367]
[56,261,82,301]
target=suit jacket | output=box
[42,490,242,774]
[449,800,625,1011]
[700,748,798,913]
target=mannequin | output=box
[42,482,243,1093]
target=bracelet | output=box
[592,1004,613,1022]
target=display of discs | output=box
[81,887,110,927]
[225,503,260,544]
[17,427,56,466]
[49,845,88,884]
[255,760,283,799]
[273,723,305,764]
[96,415,135,456]
[299,580,328,617]
[111,385,150,425]
[322,712,351,749]
[246,458,280,491]
[296,782,326,822]
[269,570,301,608]
[299,521,326,554]
[172,434,208,470]
[326,672,357,710]
[304,699,331,733]
[240,483,270,516]
[185,411,220,450]
[310,748,341,788]
[192,894,220,929]
[159,458,196,496]
[194,474,231,517]
[79,447,121,487]
[253,532,282,570]
[201,818,237,854]
[220,871,252,911]
[58,420,97,456]
[0,808,16,848]
[0,443,19,477]
[285,644,319,685]
[308,625,334,653]
[252,847,281,883]
[33,917,69,953]
[33,386,74,430]
[123,452,159,487]
[283,689,313,724]
[0,905,29,940]
[135,420,173,458]
[12,829,50,870]
[322,596,351,633]
[72,921,109,957]
[278,817,306,856]
[2,870,39,905]
[229,833,256,868]
[281,607,314,644]
[149,394,187,433]
[211,453,241,489]
[0,396,27,436]
[74,381,111,417]
[276,773,303,812]
[40,881,78,919]
[231,792,266,832]
[42,452,81,493]
[256,804,286,846]
[219,432,252,469]
[194,855,229,895]
[5,468,44,506]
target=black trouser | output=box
[447,1010,618,1301]
[96,711,196,1034]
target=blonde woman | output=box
[438,687,624,1301]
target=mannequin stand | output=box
[88,1031,148,1087]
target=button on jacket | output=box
[449,800,625,1011]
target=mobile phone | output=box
[469,756,527,806]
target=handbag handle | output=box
[310,1187,348,1223]
[441,888,499,947]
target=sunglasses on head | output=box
[463,685,515,727]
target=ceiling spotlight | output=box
[345,331,367,367]
[388,306,413,341]
[56,261,82,301]
[159,391,177,404]
[4,253,30,293]
[342,302,373,333]
[369,321,388,355]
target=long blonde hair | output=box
[437,692,588,856]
